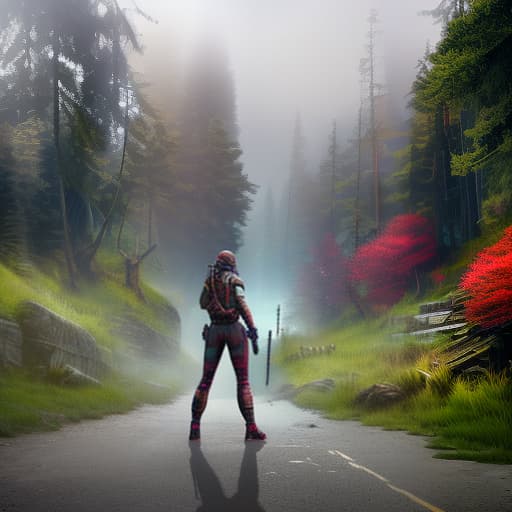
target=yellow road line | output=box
[387,483,447,512]
[330,450,447,512]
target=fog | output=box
[125,0,440,188]
[119,0,442,395]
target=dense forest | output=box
[0,0,254,297]
[282,0,512,328]
[0,0,511,334]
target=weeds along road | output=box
[0,394,511,512]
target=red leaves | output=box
[350,214,437,308]
[460,226,512,328]
[299,233,350,320]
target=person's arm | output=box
[234,282,259,354]
[199,281,210,309]
[234,285,254,329]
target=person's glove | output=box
[247,327,259,355]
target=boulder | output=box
[274,378,336,399]
[354,383,405,409]
[47,364,102,386]
[17,301,106,379]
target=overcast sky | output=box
[123,0,442,194]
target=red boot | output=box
[189,421,201,441]
[245,423,266,441]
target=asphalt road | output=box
[1,394,511,512]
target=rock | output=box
[17,301,106,379]
[58,365,102,386]
[0,317,22,367]
[354,383,406,409]
[273,378,336,400]
[298,378,336,393]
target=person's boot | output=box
[245,423,266,441]
[189,421,201,441]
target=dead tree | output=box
[117,202,157,301]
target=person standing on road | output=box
[189,250,266,442]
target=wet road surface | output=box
[1,395,511,511]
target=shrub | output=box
[460,226,512,328]
[298,233,350,321]
[350,214,437,309]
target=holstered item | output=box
[202,324,210,341]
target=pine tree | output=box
[163,37,255,277]
[0,0,141,282]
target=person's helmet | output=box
[215,250,237,270]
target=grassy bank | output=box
[0,256,185,436]
[0,368,179,437]
[275,320,512,463]
[0,256,176,350]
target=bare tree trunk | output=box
[368,10,380,233]
[121,244,157,302]
[77,99,130,275]
[414,267,421,298]
[330,120,337,234]
[117,199,157,301]
[148,197,153,247]
[53,31,76,289]
[354,101,363,250]
[124,257,143,300]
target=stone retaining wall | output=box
[17,301,107,379]
[0,318,22,367]
[1,299,180,380]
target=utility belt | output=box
[202,318,240,341]
[210,319,238,325]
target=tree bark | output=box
[53,30,76,289]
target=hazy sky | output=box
[118,0,443,360]
[124,0,441,195]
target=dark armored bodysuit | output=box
[190,260,265,441]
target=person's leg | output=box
[190,326,225,440]
[227,323,266,440]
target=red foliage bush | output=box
[460,226,512,328]
[431,268,447,286]
[350,214,437,308]
[299,233,349,321]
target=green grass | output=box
[0,367,179,437]
[362,374,512,463]
[276,319,512,463]
[0,258,176,350]
[0,254,185,436]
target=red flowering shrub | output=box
[350,214,437,309]
[460,226,512,328]
[299,233,349,321]
[431,268,446,286]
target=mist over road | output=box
[0,395,510,512]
